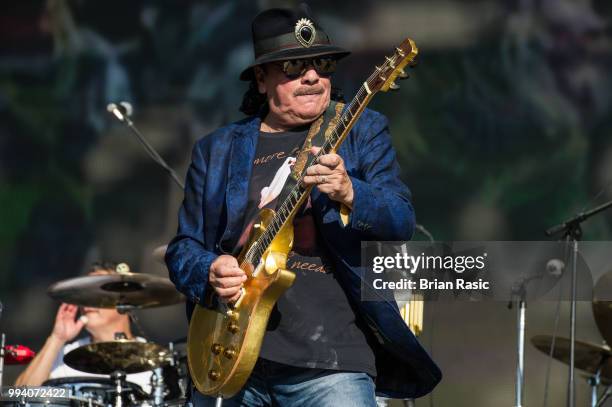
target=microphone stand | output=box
[0,302,4,389]
[545,198,612,407]
[107,104,185,189]
[509,274,542,407]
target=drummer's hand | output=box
[209,255,247,303]
[51,304,85,343]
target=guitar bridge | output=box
[229,287,246,310]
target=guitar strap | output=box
[275,100,345,209]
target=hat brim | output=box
[239,45,350,81]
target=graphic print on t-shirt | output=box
[237,133,328,273]
[258,156,296,209]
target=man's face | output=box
[256,59,332,128]
[81,306,125,331]
[81,270,128,332]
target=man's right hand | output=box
[50,303,85,343]
[209,255,247,303]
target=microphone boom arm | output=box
[107,103,185,190]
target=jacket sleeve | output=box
[321,112,415,241]
[165,139,219,305]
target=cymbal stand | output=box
[545,199,612,407]
[111,371,127,407]
[0,333,5,389]
[587,368,601,407]
[151,367,166,406]
[597,385,612,407]
[216,395,223,407]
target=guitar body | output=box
[187,208,296,397]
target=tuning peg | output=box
[398,69,409,79]
[389,82,400,91]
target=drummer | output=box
[14,262,153,392]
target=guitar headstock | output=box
[367,38,418,93]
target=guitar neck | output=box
[241,84,375,267]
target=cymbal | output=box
[47,273,184,309]
[64,340,171,374]
[531,335,612,378]
[593,271,612,347]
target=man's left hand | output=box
[302,146,353,208]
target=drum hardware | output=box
[151,367,165,406]
[110,371,128,407]
[0,333,5,390]
[545,198,612,407]
[597,385,612,407]
[64,340,172,375]
[47,272,185,310]
[592,274,612,348]
[41,376,148,407]
[531,335,612,407]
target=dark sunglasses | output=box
[276,57,337,79]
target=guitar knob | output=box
[208,370,220,381]
[211,343,223,355]
[226,310,239,321]
[223,347,236,359]
[228,323,239,334]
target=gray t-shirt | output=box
[237,129,376,376]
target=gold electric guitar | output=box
[187,37,419,398]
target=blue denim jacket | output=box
[165,108,442,399]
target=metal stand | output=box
[588,369,601,407]
[515,299,526,407]
[0,333,5,389]
[111,371,127,407]
[545,199,612,407]
[0,301,4,388]
[151,367,166,406]
[215,395,223,407]
[568,235,579,407]
[107,102,185,189]
[510,281,528,407]
[597,386,612,407]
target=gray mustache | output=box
[294,88,324,96]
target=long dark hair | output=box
[239,79,346,116]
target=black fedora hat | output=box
[239,3,350,81]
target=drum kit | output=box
[530,270,612,407]
[1,256,193,407]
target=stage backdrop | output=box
[1,1,611,406]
